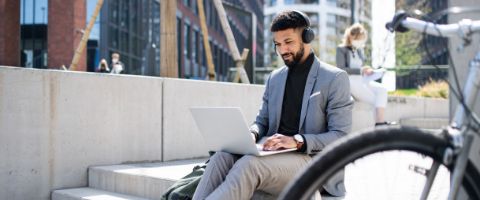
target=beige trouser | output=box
[192,151,312,200]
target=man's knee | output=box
[234,155,260,170]
[210,152,237,165]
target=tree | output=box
[395,0,430,67]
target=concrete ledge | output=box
[0,67,164,199]
[399,117,449,129]
[52,187,148,200]
[386,96,449,121]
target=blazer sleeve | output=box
[336,46,361,75]
[249,74,271,141]
[302,71,353,154]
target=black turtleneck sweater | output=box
[278,52,314,137]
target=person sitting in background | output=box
[336,23,391,126]
[96,59,110,73]
[110,53,124,74]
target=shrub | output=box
[417,79,449,99]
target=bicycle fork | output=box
[416,52,480,200]
[448,52,480,200]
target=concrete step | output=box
[88,159,207,200]
[399,117,449,129]
[87,159,335,200]
[52,187,149,200]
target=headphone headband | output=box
[291,10,315,44]
[291,10,311,28]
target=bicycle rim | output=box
[279,127,480,200]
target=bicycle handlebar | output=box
[386,11,480,38]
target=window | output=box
[284,0,319,5]
[327,0,350,9]
[184,23,191,77]
[21,0,49,24]
[177,17,182,75]
[267,0,277,6]
[183,0,190,7]
[192,0,197,14]
[184,23,191,59]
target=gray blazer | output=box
[336,46,365,75]
[250,56,353,196]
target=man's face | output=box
[273,28,305,67]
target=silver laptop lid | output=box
[190,107,259,155]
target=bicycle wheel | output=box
[279,126,480,200]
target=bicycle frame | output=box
[399,17,480,200]
[448,52,480,200]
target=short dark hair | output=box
[270,10,309,32]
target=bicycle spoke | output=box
[420,161,441,200]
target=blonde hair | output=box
[112,53,120,59]
[340,23,367,47]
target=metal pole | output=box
[351,0,356,24]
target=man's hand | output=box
[262,133,296,151]
[362,66,374,76]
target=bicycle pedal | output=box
[409,164,429,176]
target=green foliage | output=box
[417,79,449,99]
[389,80,449,99]
[395,0,431,69]
[389,89,418,96]
[395,31,422,66]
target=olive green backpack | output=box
[161,164,207,200]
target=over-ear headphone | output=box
[292,10,315,44]
[273,10,315,53]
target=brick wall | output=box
[47,0,86,71]
[0,0,20,66]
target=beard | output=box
[281,43,305,68]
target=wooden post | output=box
[212,0,250,83]
[233,48,249,83]
[197,0,216,80]
[69,0,103,71]
[160,0,178,77]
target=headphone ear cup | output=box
[302,27,315,43]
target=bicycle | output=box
[279,8,480,200]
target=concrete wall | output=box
[0,66,449,199]
[0,67,163,200]
[162,78,265,161]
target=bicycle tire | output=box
[279,126,480,200]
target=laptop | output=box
[190,107,297,156]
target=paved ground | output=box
[320,151,450,200]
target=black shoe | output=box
[375,121,397,127]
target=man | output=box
[193,10,353,200]
[110,52,124,74]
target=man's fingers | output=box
[264,138,280,147]
[263,134,293,150]
[273,142,285,150]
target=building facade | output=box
[176,0,265,81]
[16,0,87,70]
[263,0,371,67]
[2,0,264,82]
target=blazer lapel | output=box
[298,58,319,131]
[274,67,288,132]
